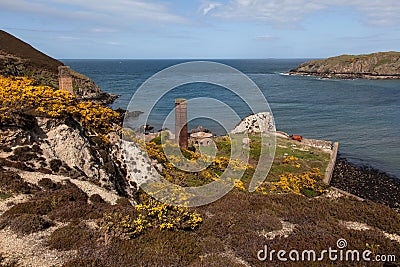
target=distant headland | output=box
[289,51,400,80]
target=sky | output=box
[1,0,399,59]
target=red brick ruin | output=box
[58,66,74,94]
[175,98,188,149]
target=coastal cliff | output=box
[289,51,400,79]
[0,30,117,104]
[1,32,400,266]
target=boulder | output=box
[230,112,275,134]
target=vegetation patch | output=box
[0,76,120,141]
[97,194,202,241]
[0,169,38,194]
[48,222,95,251]
[89,194,105,204]
[63,229,202,267]
[37,178,62,190]
[62,258,104,267]
[7,146,40,162]
[49,159,62,173]
[4,214,54,235]
[0,180,104,226]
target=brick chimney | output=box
[175,98,188,149]
[58,66,74,94]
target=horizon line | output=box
[59,57,319,60]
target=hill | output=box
[1,34,400,266]
[289,51,400,79]
[0,30,116,103]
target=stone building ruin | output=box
[58,66,74,94]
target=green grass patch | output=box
[0,191,12,200]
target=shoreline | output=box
[287,71,400,80]
[331,156,400,212]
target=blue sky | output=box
[1,0,399,59]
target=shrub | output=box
[269,168,326,196]
[89,194,105,204]
[7,214,54,235]
[0,191,12,200]
[0,76,120,140]
[1,199,53,217]
[0,170,38,194]
[37,178,60,190]
[0,158,33,171]
[48,222,95,251]
[7,146,38,162]
[0,146,12,153]
[49,159,62,173]
[62,258,104,267]
[35,168,53,174]
[0,180,104,225]
[98,196,202,241]
[189,254,247,267]
[100,229,201,267]
[115,197,132,207]
[49,201,100,222]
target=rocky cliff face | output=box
[0,114,134,198]
[0,30,117,104]
[289,51,400,79]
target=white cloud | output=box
[255,34,279,41]
[202,2,223,15]
[0,0,187,25]
[57,36,81,40]
[105,41,121,46]
[206,0,323,24]
[205,0,400,26]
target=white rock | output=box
[230,112,275,134]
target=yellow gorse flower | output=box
[270,168,325,195]
[98,196,202,240]
[0,76,120,140]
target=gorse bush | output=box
[270,167,326,196]
[97,195,202,241]
[0,76,120,138]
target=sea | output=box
[62,59,400,179]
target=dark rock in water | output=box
[331,157,400,211]
[125,110,144,119]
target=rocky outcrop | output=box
[0,30,117,104]
[331,158,400,211]
[230,112,275,134]
[69,69,118,104]
[289,51,400,79]
[122,140,160,187]
[0,115,133,198]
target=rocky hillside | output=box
[0,76,134,198]
[0,30,116,104]
[289,51,400,79]
[1,34,399,265]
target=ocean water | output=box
[62,59,400,178]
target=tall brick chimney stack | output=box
[58,66,74,94]
[175,98,188,149]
